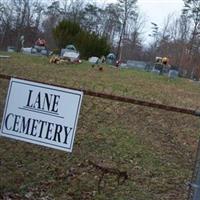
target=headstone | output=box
[168,70,179,79]
[7,46,16,52]
[63,51,80,61]
[0,55,10,59]
[88,57,99,64]
[106,53,116,65]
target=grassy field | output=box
[0,52,200,200]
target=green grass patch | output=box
[0,52,199,199]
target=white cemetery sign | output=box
[0,78,83,152]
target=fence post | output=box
[190,138,200,200]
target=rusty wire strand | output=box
[0,73,199,117]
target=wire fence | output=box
[0,74,200,200]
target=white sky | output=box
[138,0,184,44]
[101,0,184,25]
[98,0,184,44]
[137,0,184,28]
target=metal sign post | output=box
[192,138,200,200]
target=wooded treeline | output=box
[0,0,199,78]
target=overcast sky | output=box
[137,0,184,27]
[97,0,184,44]
[138,0,184,43]
[101,0,184,25]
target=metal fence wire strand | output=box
[0,74,200,200]
[0,73,199,117]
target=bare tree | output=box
[81,3,103,34]
[182,0,200,78]
[68,0,85,23]
[116,0,138,60]
[0,0,45,50]
[183,0,200,52]
[121,12,145,60]
[102,3,121,44]
[147,22,160,60]
[42,1,63,49]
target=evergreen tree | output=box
[53,20,110,58]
